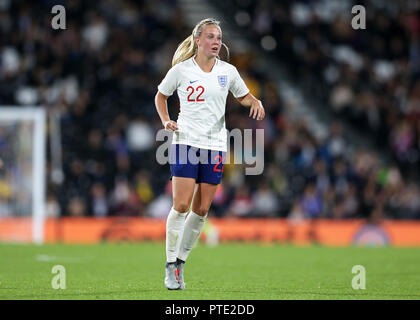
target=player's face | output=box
[196,25,222,59]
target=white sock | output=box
[166,207,187,263]
[177,211,207,262]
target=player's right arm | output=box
[156,64,181,131]
[155,91,179,131]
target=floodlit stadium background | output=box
[1,0,420,246]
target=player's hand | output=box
[163,120,179,131]
[249,100,265,120]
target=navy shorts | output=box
[169,144,226,184]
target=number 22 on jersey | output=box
[187,86,205,102]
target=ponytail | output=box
[172,34,197,67]
[220,42,230,63]
[171,18,230,66]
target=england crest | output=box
[218,75,227,88]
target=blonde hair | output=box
[172,18,230,66]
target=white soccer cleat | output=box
[164,263,181,290]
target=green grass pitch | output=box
[0,242,419,300]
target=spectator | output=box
[134,170,154,205]
[45,193,61,218]
[147,181,173,219]
[300,183,323,219]
[67,197,87,217]
[227,185,253,217]
[90,183,108,218]
[252,181,279,217]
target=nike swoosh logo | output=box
[189,80,198,84]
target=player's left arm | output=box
[236,93,265,120]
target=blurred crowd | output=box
[216,1,420,178]
[1,0,420,220]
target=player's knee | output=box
[193,207,208,217]
[173,203,190,213]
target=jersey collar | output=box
[192,55,218,74]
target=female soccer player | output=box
[155,18,265,290]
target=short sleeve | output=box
[157,65,180,96]
[229,66,249,99]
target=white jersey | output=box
[157,56,249,152]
